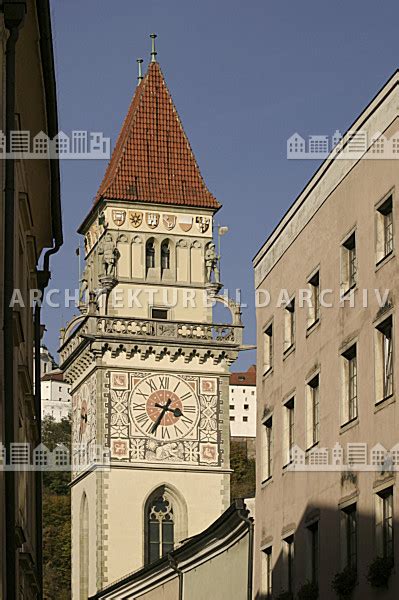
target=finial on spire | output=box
[137,58,143,84]
[150,33,157,63]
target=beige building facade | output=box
[253,72,399,599]
[0,1,62,598]
[60,52,243,598]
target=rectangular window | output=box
[283,397,295,466]
[244,404,249,410]
[308,522,319,585]
[376,195,393,263]
[306,374,320,448]
[230,416,235,422]
[283,535,294,593]
[307,271,320,328]
[151,307,168,320]
[263,323,273,373]
[262,417,273,481]
[229,405,234,410]
[243,416,248,422]
[341,232,357,292]
[341,504,357,570]
[376,488,394,559]
[284,298,296,352]
[375,316,393,403]
[262,546,272,598]
[341,344,357,424]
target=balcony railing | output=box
[59,314,243,365]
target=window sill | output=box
[283,344,295,360]
[262,367,273,380]
[375,251,395,272]
[282,461,294,471]
[306,318,320,337]
[306,441,319,453]
[340,417,359,434]
[374,394,395,413]
[340,284,357,298]
[261,476,273,489]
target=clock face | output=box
[130,374,200,441]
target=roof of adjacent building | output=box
[41,369,65,383]
[89,499,251,600]
[94,61,220,211]
[230,364,256,386]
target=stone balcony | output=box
[59,314,243,368]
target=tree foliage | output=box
[230,440,256,500]
[42,415,71,599]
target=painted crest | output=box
[112,210,126,227]
[178,215,193,232]
[162,214,177,230]
[195,216,210,233]
[129,211,143,228]
[146,212,160,229]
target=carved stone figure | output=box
[205,242,220,283]
[79,264,90,303]
[98,233,119,277]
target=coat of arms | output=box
[195,216,210,233]
[129,211,143,228]
[162,214,176,230]
[178,216,193,232]
[112,210,126,227]
[146,212,160,229]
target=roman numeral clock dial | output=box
[130,374,200,441]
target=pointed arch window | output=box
[161,240,170,271]
[147,493,174,563]
[146,239,155,269]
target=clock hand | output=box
[154,402,183,418]
[151,399,172,434]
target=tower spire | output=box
[137,58,143,84]
[150,33,157,63]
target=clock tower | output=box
[60,40,243,599]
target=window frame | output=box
[341,229,357,294]
[306,373,320,449]
[263,321,274,375]
[307,269,320,329]
[375,193,394,265]
[261,416,273,483]
[284,296,296,353]
[375,314,394,405]
[341,343,358,425]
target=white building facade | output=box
[229,365,256,438]
[41,370,71,421]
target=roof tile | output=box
[95,62,220,210]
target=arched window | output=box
[144,485,187,565]
[80,493,89,599]
[161,240,170,271]
[147,492,174,563]
[146,239,155,270]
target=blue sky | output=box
[44,0,399,368]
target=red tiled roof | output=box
[95,62,220,210]
[41,369,64,382]
[229,365,256,386]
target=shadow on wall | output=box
[255,498,398,600]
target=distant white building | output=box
[41,369,71,421]
[229,365,256,439]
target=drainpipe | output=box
[236,500,254,600]
[34,2,63,596]
[2,2,26,598]
[168,554,183,600]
